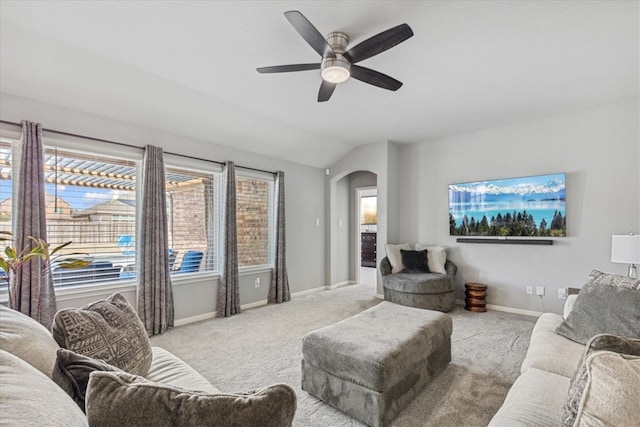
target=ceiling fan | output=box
[257,11,414,102]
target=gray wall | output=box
[1,93,327,321]
[397,101,639,314]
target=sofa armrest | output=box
[380,257,392,276]
[445,260,457,276]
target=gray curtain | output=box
[137,145,174,336]
[217,161,240,317]
[13,120,56,328]
[268,171,290,304]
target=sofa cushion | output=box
[487,367,570,427]
[383,272,455,294]
[385,243,411,273]
[52,293,152,376]
[572,351,640,427]
[146,347,219,393]
[86,371,297,427]
[555,281,640,344]
[52,348,122,412]
[520,313,583,378]
[560,334,640,427]
[0,304,60,378]
[415,244,447,274]
[0,349,88,427]
[400,249,430,273]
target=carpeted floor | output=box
[151,284,536,427]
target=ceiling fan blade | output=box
[350,65,403,91]
[344,23,413,64]
[318,80,337,102]
[284,11,334,58]
[257,63,321,73]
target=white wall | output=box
[0,93,327,321]
[398,101,639,314]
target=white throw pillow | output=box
[385,243,411,273]
[414,244,447,274]
[563,294,578,320]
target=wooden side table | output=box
[465,283,487,312]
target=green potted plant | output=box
[0,231,91,309]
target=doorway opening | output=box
[356,187,377,289]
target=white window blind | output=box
[43,146,137,287]
[0,140,13,288]
[165,166,220,275]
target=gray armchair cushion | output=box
[86,371,297,427]
[383,273,455,294]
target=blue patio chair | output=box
[176,250,204,273]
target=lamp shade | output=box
[611,234,640,264]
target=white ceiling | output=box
[0,1,638,168]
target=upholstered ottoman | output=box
[301,302,452,427]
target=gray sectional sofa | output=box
[488,270,640,427]
[0,296,296,426]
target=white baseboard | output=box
[456,298,541,317]
[376,293,384,300]
[329,281,356,289]
[293,285,331,296]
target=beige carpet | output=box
[151,284,536,427]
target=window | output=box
[0,141,12,288]
[165,166,220,275]
[236,174,274,267]
[43,146,137,287]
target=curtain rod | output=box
[0,120,277,175]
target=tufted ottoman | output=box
[301,302,452,427]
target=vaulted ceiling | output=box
[0,1,637,167]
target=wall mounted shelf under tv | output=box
[456,238,553,245]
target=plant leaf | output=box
[5,246,16,258]
[50,241,73,256]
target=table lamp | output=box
[611,233,640,278]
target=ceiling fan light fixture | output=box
[321,57,351,83]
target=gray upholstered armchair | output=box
[380,257,457,312]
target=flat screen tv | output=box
[448,173,566,237]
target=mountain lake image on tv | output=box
[449,173,566,237]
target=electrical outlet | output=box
[255,277,260,288]
[536,286,545,296]
[526,286,533,295]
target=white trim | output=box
[239,265,273,275]
[55,282,137,302]
[456,298,541,317]
[376,293,384,300]
[329,280,356,289]
[292,285,331,296]
[355,186,377,284]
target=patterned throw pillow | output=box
[587,269,640,290]
[559,334,640,427]
[52,293,152,377]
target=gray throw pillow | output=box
[86,371,297,427]
[400,249,430,273]
[555,281,640,344]
[52,348,122,412]
[52,293,152,377]
[559,334,640,427]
